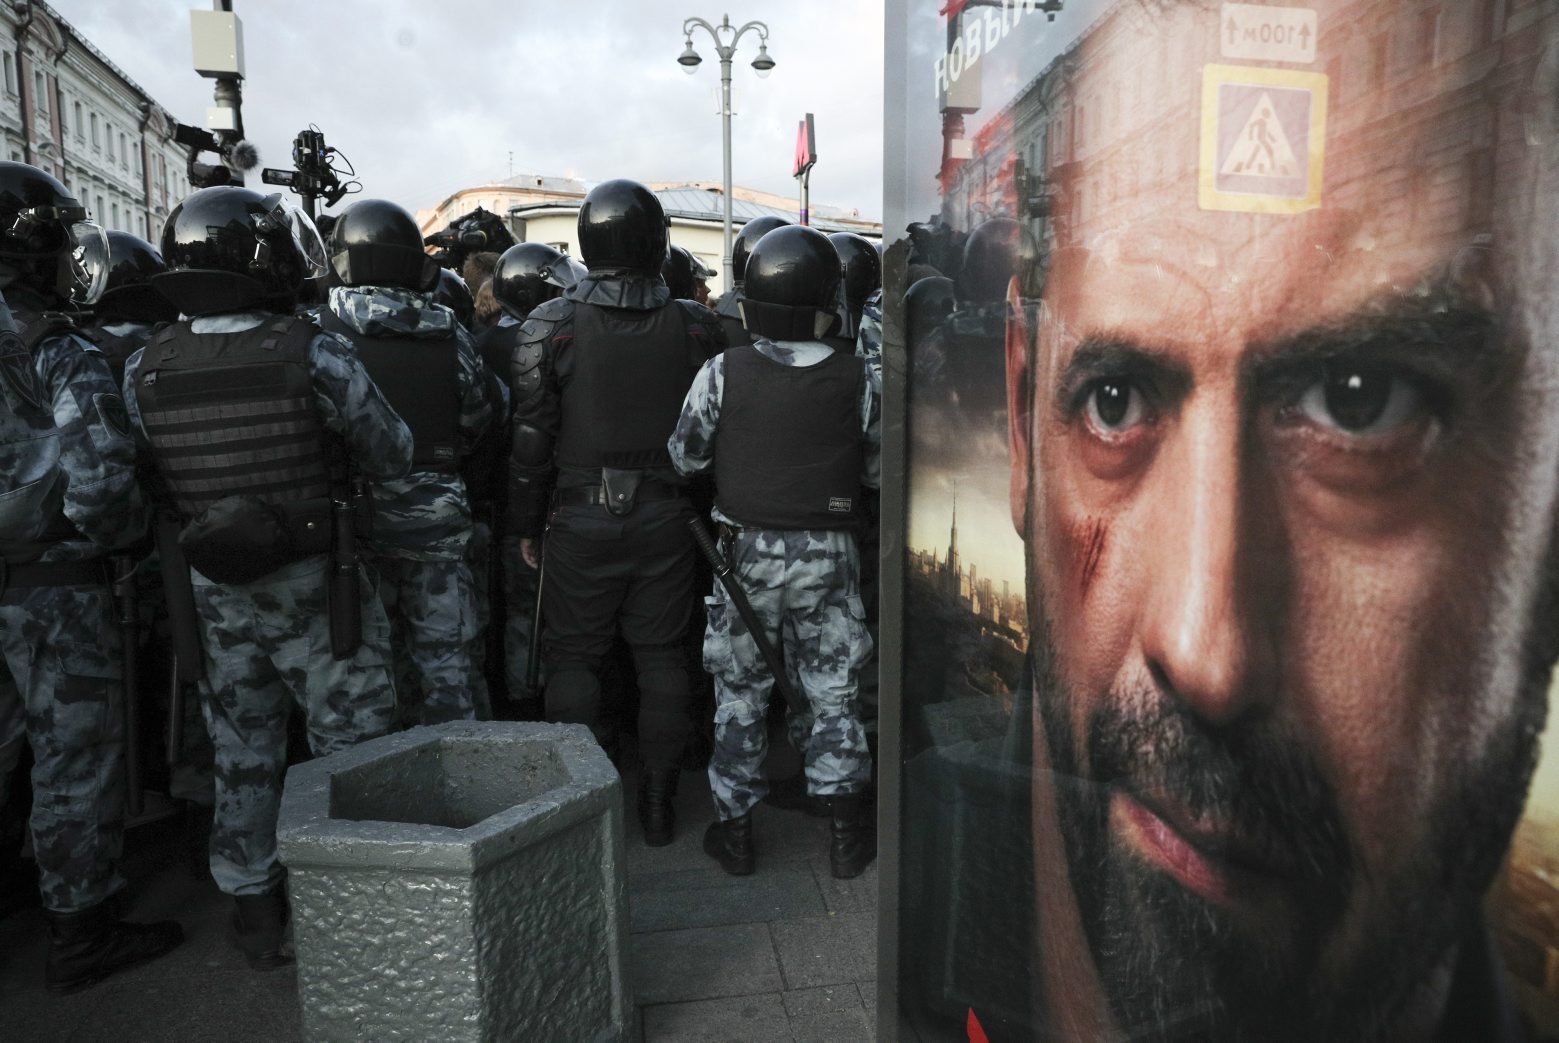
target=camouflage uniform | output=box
[855,288,883,378]
[328,286,500,728]
[669,337,882,820]
[123,311,413,897]
[0,293,146,913]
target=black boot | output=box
[702,813,755,876]
[44,902,184,994]
[829,794,876,880]
[232,889,292,971]
[638,769,678,847]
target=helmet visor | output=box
[257,194,328,280]
[542,255,585,290]
[66,220,109,305]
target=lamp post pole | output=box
[679,15,774,290]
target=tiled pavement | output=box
[0,749,879,1042]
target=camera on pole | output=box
[260,127,359,222]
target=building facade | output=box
[0,0,192,242]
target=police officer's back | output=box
[508,178,725,847]
[0,161,183,991]
[669,225,881,880]
[122,186,412,971]
[319,198,501,727]
[468,243,581,706]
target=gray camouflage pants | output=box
[371,554,479,728]
[703,528,873,820]
[0,581,125,912]
[193,556,396,896]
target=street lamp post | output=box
[678,14,775,289]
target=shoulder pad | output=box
[517,298,571,344]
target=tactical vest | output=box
[715,345,863,531]
[319,308,461,470]
[136,316,331,521]
[557,301,703,471]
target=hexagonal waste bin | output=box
[276,721,630,1042]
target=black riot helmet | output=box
[955,217,1037,304]
[740,225,843,342]
[0,161,109,306]
[661,244,712,301]
[827,232,882,322]
[432,268,474,328]
[96,231,177,324]
[329,198,441,292]
[154,186,327,316]
[577,179,668,273]
[729,215,789,286]
[493,242,581,320]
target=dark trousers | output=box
[541,499,695,770]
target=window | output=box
[2,54,14,96]
[72,101,82,141]
[32,70,45,118]
[1420,8,1443,67]
[94,193,103,220]
[106,123,115,161]
[110,202,119,230]
[90,112,99,148]
[119,132,128,169]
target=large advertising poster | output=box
[883,1,1559,1040]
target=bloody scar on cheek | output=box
[1075,517,1107,597]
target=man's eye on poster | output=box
[884,1,1559,1040]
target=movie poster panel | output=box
[883,2,1559,1039]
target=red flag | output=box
[967,1008,990,1043]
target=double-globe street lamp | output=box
[677,15,775,290]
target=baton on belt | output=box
[111,555,142,818]
[687,518,806,714]
[522,537,545,713]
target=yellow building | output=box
[418,176,881,300]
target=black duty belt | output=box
[554,483,684,508]
[0,557,112,595]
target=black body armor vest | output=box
[715,345,863,530]
[136,316,330,521]
[557,301,703,470]
[319,309,461,470]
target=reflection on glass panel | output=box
[886,1,1559,1040]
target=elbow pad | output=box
[511,422,553,468]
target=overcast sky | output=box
[49,0,884,221]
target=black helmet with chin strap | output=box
[493,242,582,319]
[0,161,109,307]
[328,198,440,292]
[740,225,843,342]
[153,186,327,316]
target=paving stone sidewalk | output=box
[0,745,878,1042]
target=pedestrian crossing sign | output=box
[1200,64,1327,214]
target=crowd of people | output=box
[0,161,883,991]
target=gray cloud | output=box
[49,0,883,221]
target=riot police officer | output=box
[826,231,882,355]
[320,198,500,727]
[668,224,880,880]
[0,162,184,991]
[709,215,788,349]
[662,244,716,307]
[509,179,725,846]
[467,242,582,712]
[122,186,412,970]
[83,231,178,387]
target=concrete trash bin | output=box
[276,721,631,1042]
